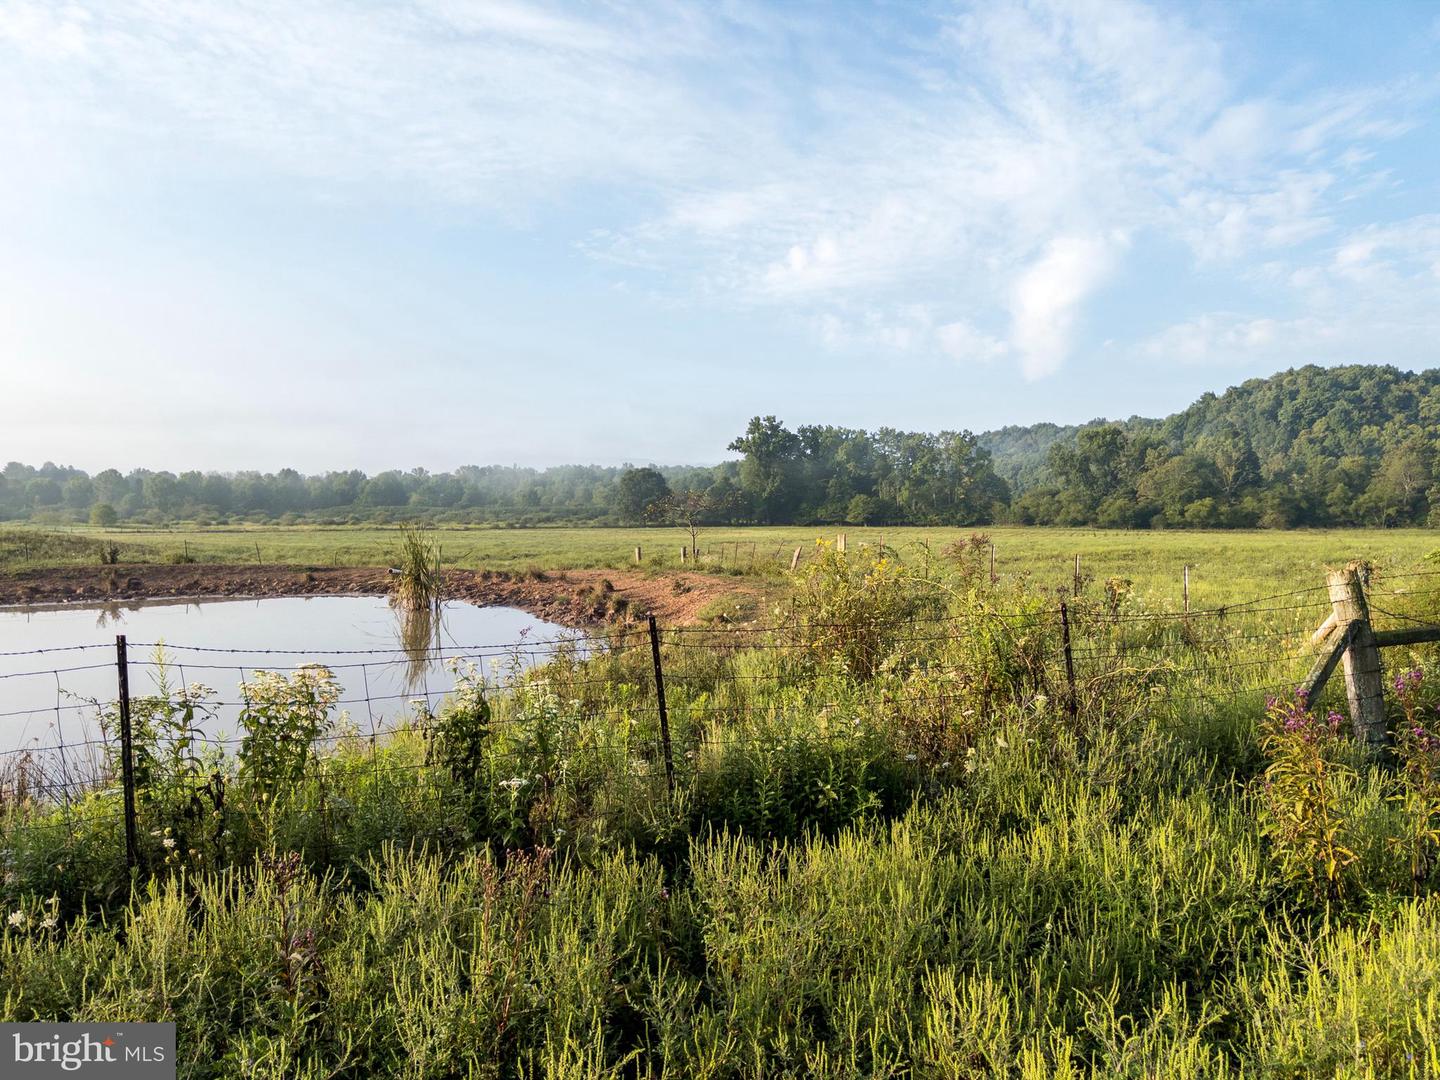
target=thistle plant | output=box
[1258,690,1356,902]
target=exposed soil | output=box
[0,564,765,630]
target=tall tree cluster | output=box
[5,365,1440,529]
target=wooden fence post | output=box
[1325,563,1387,747]
[1183,565,1190,613]
[634,546,642,564]
[646,615,675,792]
[789,546,802,571]
[990,543,996,585]
[1073,554,1081,597]
[837,533,846,554]
[116,634,138,871]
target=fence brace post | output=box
[1059,603,1078,723]
[116,634,138,871]
[647,614,676,793]
[1325,563,1387,748]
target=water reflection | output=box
[394,601,442,692]
[0,597,583,754]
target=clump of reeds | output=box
[391,525,443,613]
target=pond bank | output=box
[0,564,762,629]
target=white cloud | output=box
[1137,212,1440,367]
[1137,313,1295,366]
[937,320,1007,365]
[1008,235,1117,379]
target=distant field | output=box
[4,522,1438,608]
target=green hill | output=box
[989,364,1440,527]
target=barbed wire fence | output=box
[3,564,1440,879]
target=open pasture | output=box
[4,523,1438,608]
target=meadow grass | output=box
[4,543,1440,1076]
[5,521,1439,608]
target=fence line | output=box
[4,567,1439,879]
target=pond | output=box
[0,596,584,759]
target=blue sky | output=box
[2,0,1438,472]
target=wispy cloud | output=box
[1138,210,1440,368]
[0,0,1434,384]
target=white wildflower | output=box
[904,753,918,762]
[40,915,57,930]
[499,777,526,791]
[162,838,177,850]
[7,910,27,929]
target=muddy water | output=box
[0,596,583,758]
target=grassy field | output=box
[4,521,1438,608]
[6,531,1440,1075]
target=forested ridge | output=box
[6,364,1439,528]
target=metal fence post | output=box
[647,614,675,792]
[1059,604,1078,722]
[116,634,138,870]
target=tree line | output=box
[5,365,1439,529]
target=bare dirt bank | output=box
[0,564,763,629]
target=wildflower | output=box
[905,753,918,762]
[7,910,27,929]
[499,777,527,790]
[162,838,177,850]
[40,915,57,930]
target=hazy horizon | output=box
[2,359,1424,477]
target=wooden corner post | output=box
[1324,563,1387,747]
